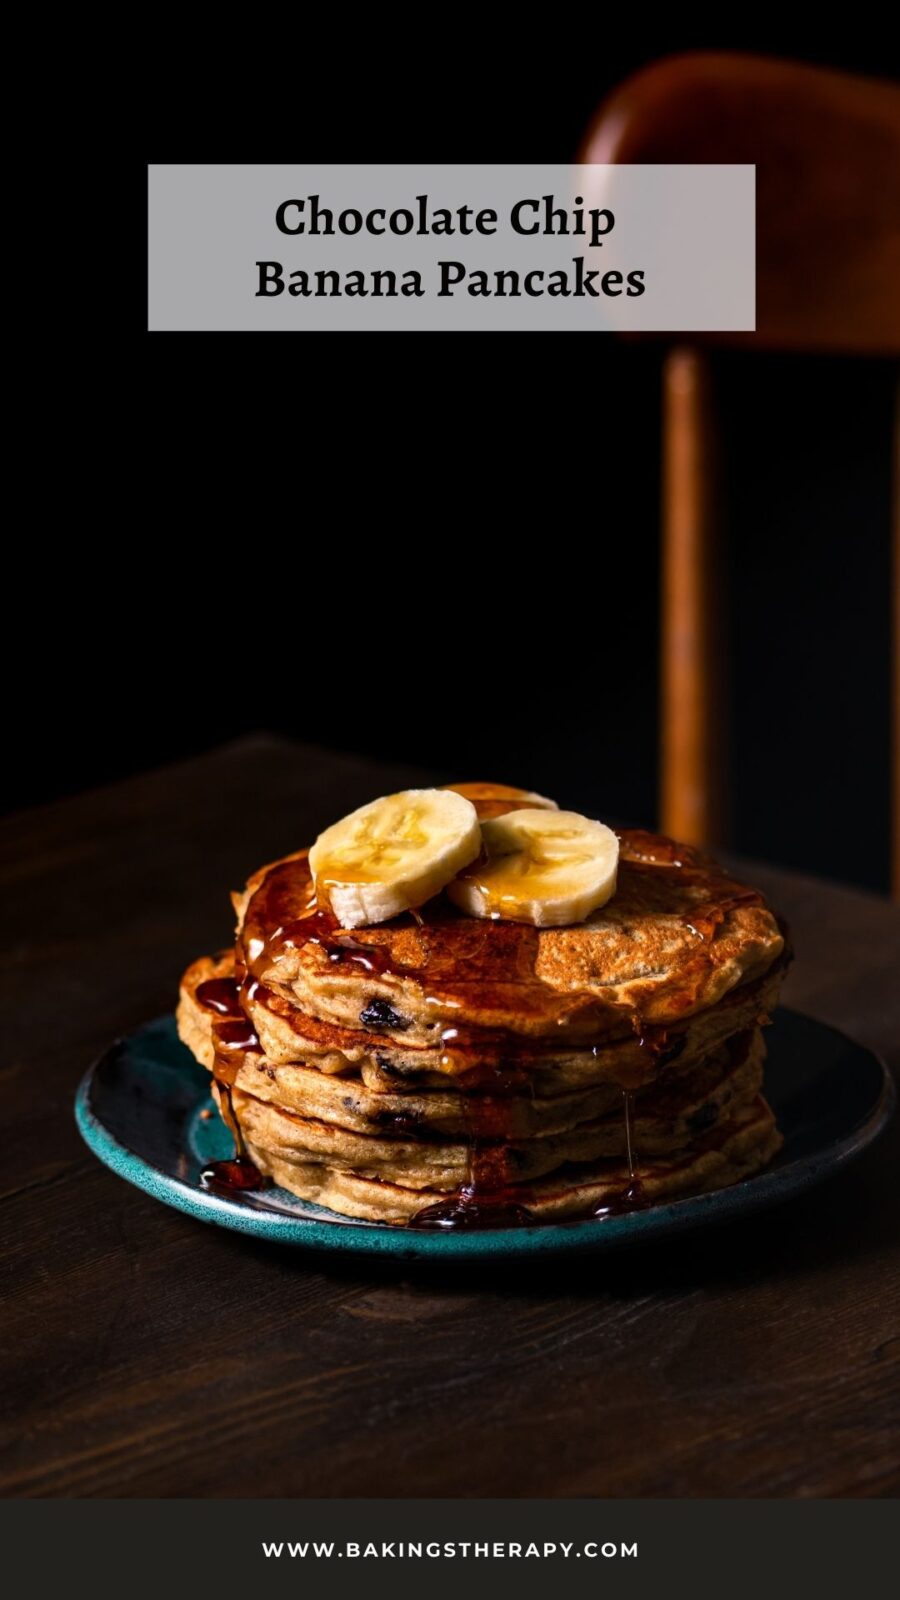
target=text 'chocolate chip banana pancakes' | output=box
[177,783,790,1226]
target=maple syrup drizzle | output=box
[411,1082,649,1230]
[201,1151,266,1195]
[195,975,267,1195]
[601,1091,644,1212]
[200,1077,266,1196]
[624,1089,636,1180]
[410,1191,536,1230]
[409,1062,537,1228]
[413,1002,700,1229]
[194,977,242,1016]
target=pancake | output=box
[440,781,559,818]
[233,830,784,1048]
[216,1024,755,1190]
[242,1097,782,1224]
[177,800,789,1228]
[179,948,783,1094]
[179,960,764,1143]
[207,1029,763,1188]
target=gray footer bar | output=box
[5,1498,896,1600]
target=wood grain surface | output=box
[1,738,898,1498]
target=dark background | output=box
[11,25,896,889]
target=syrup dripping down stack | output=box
[176,790,789,1227]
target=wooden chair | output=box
[582,53,900,893]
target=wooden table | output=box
[3,737,898,1498]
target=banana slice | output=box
[447,808,618,927]
[310,789,481,929]
[443,781,559,819]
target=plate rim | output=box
[74,1009,896,1260]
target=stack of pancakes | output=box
[177,793,788,1225]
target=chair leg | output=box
[883,371,890,902]
[892,375,899,900]
[660,346,727,848]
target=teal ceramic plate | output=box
[75,1010,894,1260]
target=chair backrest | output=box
[582,53,900,353]
[583,54,900,893]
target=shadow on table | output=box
[211,1136,896,1304]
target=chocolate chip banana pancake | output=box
[179,957,764,1142]
[241,1096,782,1225]
[177,782,790,1227]
[179,949,783,1094]
[234,831,784,1048]
[214,1028,766,1189]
